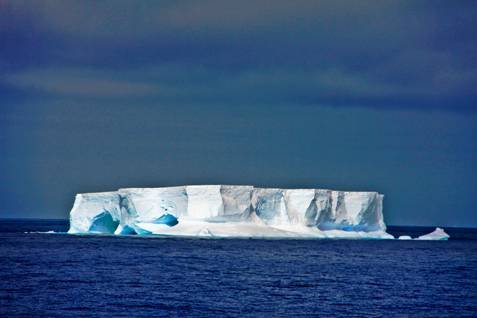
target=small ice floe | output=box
[24,230,56,234]
[416,227,450,241]
[398,235,412,240]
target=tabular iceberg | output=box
[68,185,394,239]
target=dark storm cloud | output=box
[1,0,476,110]
[1,1,477,226]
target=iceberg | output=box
[416,227,450,240]
[68,185,393,239]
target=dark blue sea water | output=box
[1,220,476,317]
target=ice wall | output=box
[318,191,385,232]
[68,192,120,234]
[221,185,253,220]
[68,185,388,237]
[117,187,187,234]
[252,188,288,225]
[119,187,188,222]
[284,189,316,226]
[186,185,223,219]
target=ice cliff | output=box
[68,192,121,234]
[68,185,392,239]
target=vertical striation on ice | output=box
[283,189,316,226]
[314,189,333,225]
[220,185,253,220]
[186,185,224,219]
[252,188,288,225]
[318,191,385,232]
[68,185,392,238]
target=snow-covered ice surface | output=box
[416,227,450,240]
[68,185,395,239]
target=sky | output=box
[0,0,476,226]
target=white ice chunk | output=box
[416,227,450,240]
[68,192,120,234]
[398,235,412,240]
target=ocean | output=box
[1,219,476,317]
